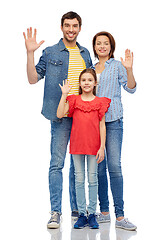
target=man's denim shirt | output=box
[35,39,92,121]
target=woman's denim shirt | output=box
[35,39,92,121]
[92,58,136,122]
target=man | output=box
[23,11,92,229]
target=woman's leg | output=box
[106,119,124,219]
[72,154,86,215]
[98,154,109,213]
[87,155,98,214]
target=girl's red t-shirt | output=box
[66,95,111,155]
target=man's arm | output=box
[23,27,44,84]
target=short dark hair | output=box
[79,68,97,96]
[92,31,115,59]
[61,11,82,27]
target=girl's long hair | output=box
[79,68,97,96]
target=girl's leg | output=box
[72,154,86,215]
[87,155,98,214]
[106,119,124,219]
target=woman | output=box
[92,31,137,231]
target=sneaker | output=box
[71,211,79,220]
[47,211,61,229]
[88,214,99,229]
[96,212,111,223]
[74,214,88,229]
[115,218,137,231]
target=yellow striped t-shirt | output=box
[66,45,86,96]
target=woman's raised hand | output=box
[120,49,133,70]
[23,27,45,53]
[59,80,72,95]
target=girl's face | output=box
[94,35,111,58]
[80,73,96,94]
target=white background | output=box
[1,0,168,239]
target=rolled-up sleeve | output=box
[35,49,47,81]
[118,62,136,94]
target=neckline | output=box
[80,95,96,102]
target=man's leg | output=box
[49,118,72,213]
[69,155,78,212]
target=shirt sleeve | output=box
[35,49,47,81]
[66,95,77,117]
[118,62,136,94]
[98,97,111,121]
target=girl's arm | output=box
[57,80,72,118]
[96,115,106,164]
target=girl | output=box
[92,32,137,230]
[57,68,111,229]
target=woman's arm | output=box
[57,80,72,118]
[121,49,136,89]
[96,115,106,164]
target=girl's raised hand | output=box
[59,80,72,95]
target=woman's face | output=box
[94,35,111,58]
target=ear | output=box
[60,25,63,32]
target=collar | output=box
[58,38,84,52]
[92,58,114,68]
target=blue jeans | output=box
[98,118,124,218]
[72,154,98,215]
[49,118,78,213]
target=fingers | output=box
[24,27,37,39]
[38,40,45,47]
[23,32,26,40]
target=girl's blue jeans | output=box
[72,154,98,215]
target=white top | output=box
[96,73,101,94]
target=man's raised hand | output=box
[23,27,44,53]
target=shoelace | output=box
[49,211,59,222]
[95,213,102,219]
[123,218,131,224]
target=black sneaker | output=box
[88,214,99,229]
[74,214,88,229]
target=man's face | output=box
[61,18,81,44]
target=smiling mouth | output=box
[67,33,75,38]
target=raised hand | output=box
[59,80,72,95]
[120,49,133,70]
[23,27,44,53]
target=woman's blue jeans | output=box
[98,118,124,218]
[72,154,98,215]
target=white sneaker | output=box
[96,212,111,223]
[47,212,61,229]
[115,218,137,231]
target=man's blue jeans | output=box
[98,118,124,218]
[72,154,98,215]
[49,118,78,213]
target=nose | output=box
[69,25,73,32]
